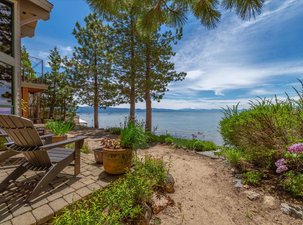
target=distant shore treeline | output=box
[76,107,222,114]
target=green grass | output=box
[243,171,263,186]
[54,157,168,225]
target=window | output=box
[0,61,13,114]
[0,0,14,56]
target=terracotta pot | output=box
[52,135,68,147]
[94,148,103,164]
[103,148,132,175]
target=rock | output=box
[281,203,303,219]
[233,178,243,190]
[234,174,243,179]
[243,190,261,201]
[263,195,279,209]
[150,192,174,215]
[138,202,152,225]
[163,174,175,193]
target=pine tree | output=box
[71,13,118,128]
[21,46,35,80]
[110,14,144,121]
[45,47,62,119]
[43,48,76,120]
[141,30,186,131]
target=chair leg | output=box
[27,154,74,202]
[0,164,28,192]
[74,140,83,176]
[0,150,19,164]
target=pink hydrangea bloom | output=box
[275,158,285,167]
[288,143,303,153]
[276,165,288,173]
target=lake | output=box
[78,109,224,145]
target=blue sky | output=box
[22,0,303,109]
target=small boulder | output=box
[150,192,174,215]
[163,174,175,193]
[281,203,303,219]
[233,178,243,191]
[263,195,279,209]
[243,190,260,201]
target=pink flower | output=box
[276,165,288,173]
[275,158,286,167]
[288,143,303,154]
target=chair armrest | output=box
[40,136,87,150]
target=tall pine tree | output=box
[72,13,118,128]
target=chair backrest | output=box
[0,115,51,167]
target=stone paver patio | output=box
[0,153,115,225]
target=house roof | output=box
[21,0,53,38]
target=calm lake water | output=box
[78,110,224,145]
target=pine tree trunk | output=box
[129,15,136,122]
[49,80,56,119]
[145,39,152,132]
[93,58,99,128]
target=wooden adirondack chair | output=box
[0,115,86,201]
[0,129,52,164]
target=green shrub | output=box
[54,157,168,225]
[0,137,7,150]
[157,134,172,144]
[244,149,279,169]
[193,140,217,151]
[282,171,303,197]
[120,122,147,150]
[46,120,74,136]
[221,148,244,168]
[243,171,263,186]
[164,137,174,144]
[106,127,122,135]
[220,96,303,151]
[80,143,90,154]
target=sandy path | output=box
[138,145,301,225]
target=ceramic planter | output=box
[103,148,132,174]
[52,135,68,147]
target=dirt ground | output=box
[137,145,302,225]
[69,129,301,225]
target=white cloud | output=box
[170,0,303,101]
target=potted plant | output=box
[45,121,74,144]
[102,122,147,174]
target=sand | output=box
[138,145,301,225]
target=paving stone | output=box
[32,204,54,224]
[1,220,12,225]
[49,198,69,212]
[47,192,63,202]
[60,186,75,196]
[11,212,36,225]
[76,186,92,197]
[12,205,32,217]
[81,178,95,185]
[63,192,82,204]
[87,183,102,191]
[70,181,86,190]
[30,198,49,209]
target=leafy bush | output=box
[164,137,174,144]
[46,121,74,136]
[244,149,279,169]
[220,96,303,151]
[106,127,122,135]
[282,171,303,197]
[243,171,263,186]
[0,137,7,150]
[54,157,168,225]
[220,148,244,168]
[193,140,217,151]
[120,122,147,150]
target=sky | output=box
[22,0,303,110]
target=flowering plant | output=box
[275,158,288,173]
[288,143,303,154]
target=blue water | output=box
[78,110,224,145]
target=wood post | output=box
[21,87,29,118]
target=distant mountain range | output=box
[77,106,222,113]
